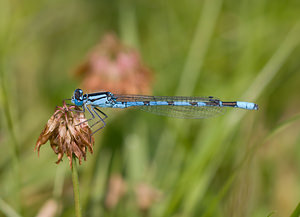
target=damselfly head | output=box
[72,89,84,106]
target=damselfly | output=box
[70,89,258,134]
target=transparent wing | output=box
[138,105,224,119]
[113,95,225,119]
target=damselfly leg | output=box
[90,106,107,135]
[74,104,107,134]
[93,107,108,121]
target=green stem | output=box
[71,156,82,217]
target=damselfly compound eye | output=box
[74,88,83,100]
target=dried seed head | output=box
[35,101,94,167]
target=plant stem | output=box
[71,156,82,217]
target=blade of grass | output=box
[267,211,276,217]
[0,0,21,213]
[242,112,300,175]
[53,163,67,199]
[289,202,300,217]
[262,112,300,145]
[150,0,223,188]
[0,64,21,212]
[151,1,224,214]
[88,152,112,216]
[118,0,139,49]
[176,0,223,95]
[0,198,22,217]
[197,102,300,217]
[202,172,236,217]
[166,21,300,216]
[243,22,300,101]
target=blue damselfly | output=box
[70,89,258,134]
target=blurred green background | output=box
[1,0,300,217]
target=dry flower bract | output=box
[74,33,152,95]
[35,101,94,167]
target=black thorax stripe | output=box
[87,94,108,102]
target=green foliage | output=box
[1,0,300,216]
[290,203,300,217]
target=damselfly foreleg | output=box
[64,99,85,112]
[74,104,95,127]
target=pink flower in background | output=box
[74,34,152,95]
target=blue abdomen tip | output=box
[237,102,259,110]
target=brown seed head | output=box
[35,101,94,168]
